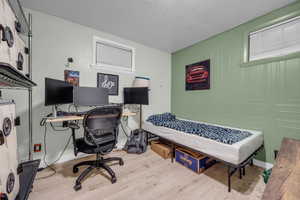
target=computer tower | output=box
[0,101,20,200]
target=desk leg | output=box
[228,166,231,192]
[71,128,77,156]
[239,168,242,179]
[171,143,175,163]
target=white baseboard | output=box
[253,159,273,170]
[53,155,273,171]
[39,152,89,169]
[56,152,88,164]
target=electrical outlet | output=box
[14,116,21,126]
[34,144,42,153]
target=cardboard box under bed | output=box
[150,141,172,159]
[175,147,216,173]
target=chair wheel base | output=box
[111,177,117,184]
[74,183,82,191]
[73,167,79,174]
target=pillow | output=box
[146,113,176,125]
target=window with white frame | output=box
[249,16,300,61]
[93,36,135,72]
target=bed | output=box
[143,114,264,192]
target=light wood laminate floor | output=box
[30,150,265,200]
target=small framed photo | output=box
[64,70,80,86]
[97,73,119,95]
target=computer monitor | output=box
[45,78,74,106]
[73,87,109,106]
[123,87,149,105]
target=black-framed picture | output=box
[97,73,119,95]
[185,59,210,90]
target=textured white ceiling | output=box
[22,0,295,52]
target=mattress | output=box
[143,119,263,165]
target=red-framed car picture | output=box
[186,59,210,90]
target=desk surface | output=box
[45,112,136,123]
[262,138,300,200]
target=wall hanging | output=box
[97,73,119,95]
[185,59,210,90]
[64,70,80,86]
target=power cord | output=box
[120,115,132,138]
[50,122,69,131]
[38,114,72,179]
[120,121,129,137]
[68,104,78,112]
[40,113,52,126]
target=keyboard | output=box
[56,104,123,117]
[57,111,88,116]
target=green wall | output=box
[171,2,300,163]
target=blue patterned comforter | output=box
[146,113,252,145]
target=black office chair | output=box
[71,106,124,191]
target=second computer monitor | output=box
[73,87,109,106]
[124,87,149,105]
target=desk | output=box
[262,138,300,200]
[45,112,136,123]
[44,111,136,158]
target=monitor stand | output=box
[52,105,58,118]
[139,104,142,130]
